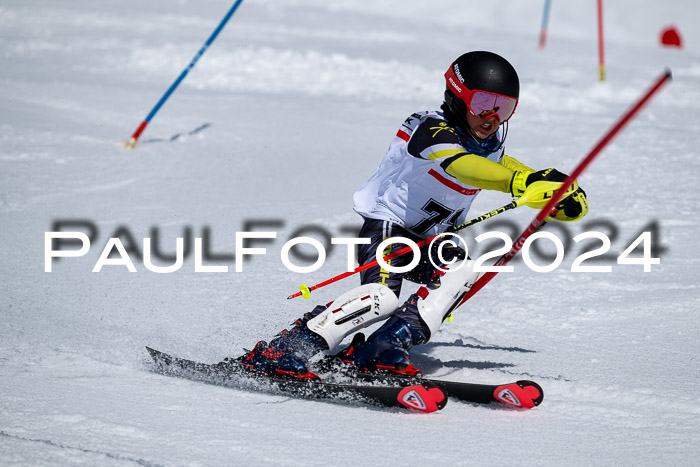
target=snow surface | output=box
[2,0,700,465]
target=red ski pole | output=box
[287,200,521,300]
[455,69,672,309]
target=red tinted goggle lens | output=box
[467,90,518,121]
[445,67,518,121]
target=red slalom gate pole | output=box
[287,176,578,299]
[455,69,672,309]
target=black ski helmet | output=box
[443,51,520,127]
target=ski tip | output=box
[145,347,175,368]
[145,346,170,362]
[398,384,448,413]
[493,380,544,409]
[145,347,162,363]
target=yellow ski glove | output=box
[511,168,588,221]
[553,187,588,222]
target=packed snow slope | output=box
[2,0,700,465]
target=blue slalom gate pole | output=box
[538,0,552,49]
[126,0,245,149]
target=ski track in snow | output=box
[2,0,700,465]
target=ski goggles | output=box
[445,67,518,122]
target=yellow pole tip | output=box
[300,284,311,300]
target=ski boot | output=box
[241,308,329,380]
[337,314,425,378]
[240,283,400,380]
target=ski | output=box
[317,358,543,409]
[411,377,543,409]
[347,373,542,409]
[145,347,448,414]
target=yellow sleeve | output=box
[444,154,516,193]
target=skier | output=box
[241,51,589,379]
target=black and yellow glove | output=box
[511,168,567,196]
[553,187,588,222]
[511,168,588,221]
